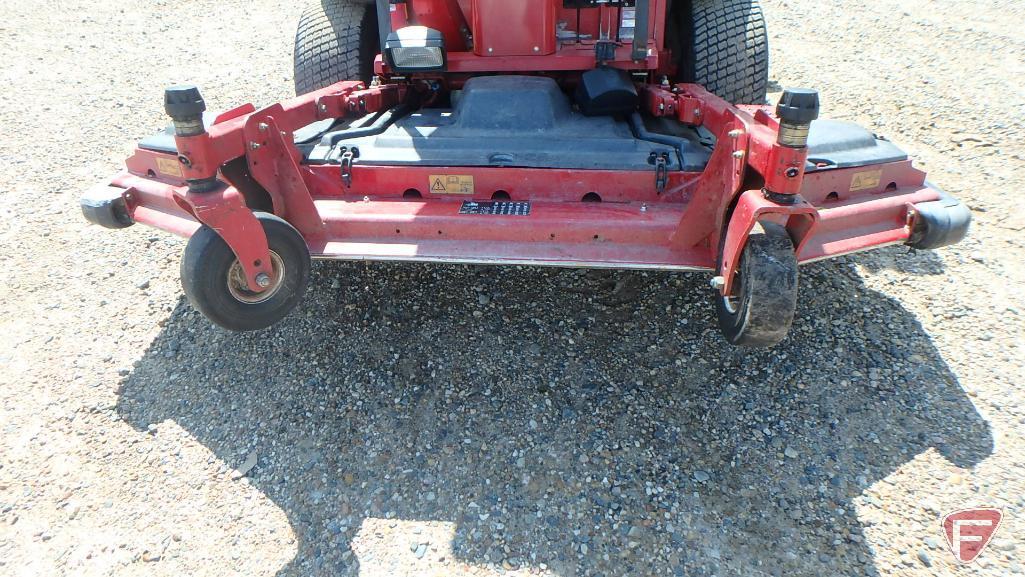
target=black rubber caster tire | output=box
[716,222,798,347]
[181,212,311,331]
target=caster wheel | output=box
[181,212,310,331]
[716,222,798,347]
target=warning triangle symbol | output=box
[431,178,446,192]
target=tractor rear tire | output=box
[293,0,379,95]
[716,222,798,347]
[682,0,770,104]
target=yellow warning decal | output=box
[429,174,474,194]
[849,169,883,192]
[155,156,183,178]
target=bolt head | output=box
[257,122,268,132]
[710,276,726,290]
[732,150,746,159]
[255,273,272,288]
[728,129,744,138]
[249,142,260,150]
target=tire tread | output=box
[716,222,798,347]
[690,0,769,104]
[294,0,376,95]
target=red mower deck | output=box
[81,0,970,346]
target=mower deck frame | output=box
[87,80,957,295]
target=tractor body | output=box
[82,0,970,345]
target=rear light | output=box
[385,26,447,72]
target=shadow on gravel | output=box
[117,259,991,577]
[856,244,949,276]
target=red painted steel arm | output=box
[161,81,402,292]
[666,84,823,296]
[172,81,399,184]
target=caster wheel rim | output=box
[722,295,740,315]
[226,251,285,304]
[721,270,744,315]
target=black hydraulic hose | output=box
[627,112,686,165]
[324,103,415,145]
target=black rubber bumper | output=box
[81,184,133,229]
[907,184,971,250]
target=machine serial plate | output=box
[459,201,531,216]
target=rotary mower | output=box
[81,0,970,346]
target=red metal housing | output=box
[82,0,968,332]
[378,0,664,75]
[107,80,946,298]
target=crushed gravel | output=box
[1,0,1024,576]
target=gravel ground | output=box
[1,1,1024,576]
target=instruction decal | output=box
[155,156,184,178]
[459,201,531,216]
[430,174,474,194]
[849,169,883,192]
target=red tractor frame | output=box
[82,0,970,346]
